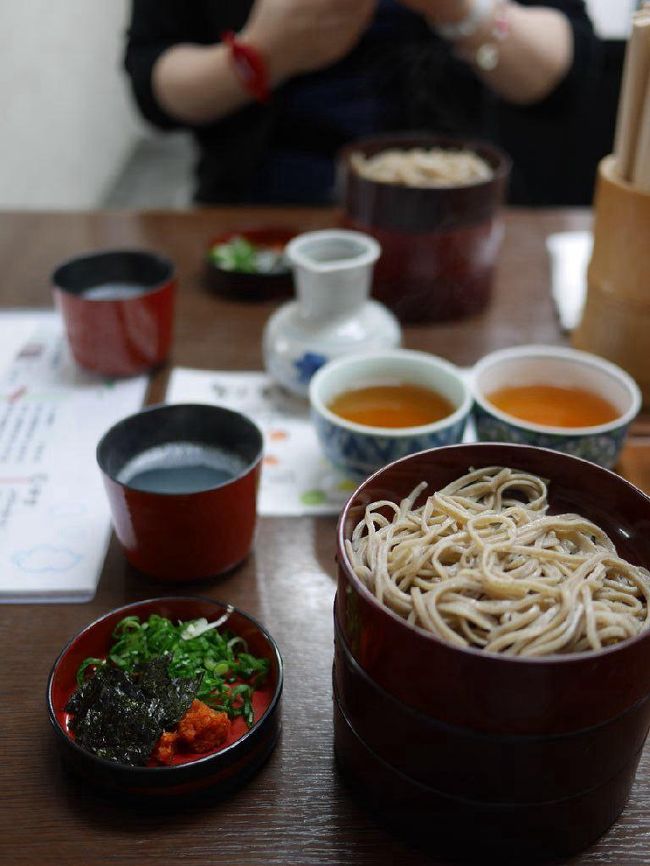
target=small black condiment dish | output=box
[205,227,295,300]
[47,597,283,800]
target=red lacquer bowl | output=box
[53,249,175,376]
[205,227,295,300]
[335,443,650,859]
[47,596,283,799]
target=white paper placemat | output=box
[0,312,148,603]
[167,367,475,518]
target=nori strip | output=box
[65,655,201,766]
[66,666,163,765]
[136,654,203,729]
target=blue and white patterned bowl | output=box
[309,350,472,479]
[472,345,641,469]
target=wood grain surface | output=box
[2,208,650,866]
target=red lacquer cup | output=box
[52,249,175,376]
[96,403,264,582]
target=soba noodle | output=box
[345,467,650,656]
[351,147,493,188]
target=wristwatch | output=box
[435,0,495,41]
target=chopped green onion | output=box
[209,236,286,274]
[77,614,269,727]
[76,657,105,687]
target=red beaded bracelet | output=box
[221,30,270,103]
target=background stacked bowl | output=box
[339,133,511,322]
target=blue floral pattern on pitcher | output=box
[294,351,328,385]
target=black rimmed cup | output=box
[96,403,263,582]
[47,596,283,799]
[52,249,176,376]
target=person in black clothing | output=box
[124,0,601,206]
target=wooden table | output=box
[2,208,650,866]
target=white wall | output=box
[586,0,637,39]
[0,1,142,209]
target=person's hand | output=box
[395,0,474,27]
[242,0,377,82]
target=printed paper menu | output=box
[0,312,147,602]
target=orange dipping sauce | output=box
[329,384,454,428]
[486,385,620,428]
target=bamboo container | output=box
[573,156,650,404]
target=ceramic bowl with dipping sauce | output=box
[47,596,283,798]
[52,249,175,376]
[309,349,471,479]
[472,345,641,468]
[264,229,400,397]
[97,403,263,582]
[339,133,510,323]
[335,443,650,860]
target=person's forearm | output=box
[153,44,250,125]
[452,3,574,105]
[152,41,291,126]
[150,0,377,126]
